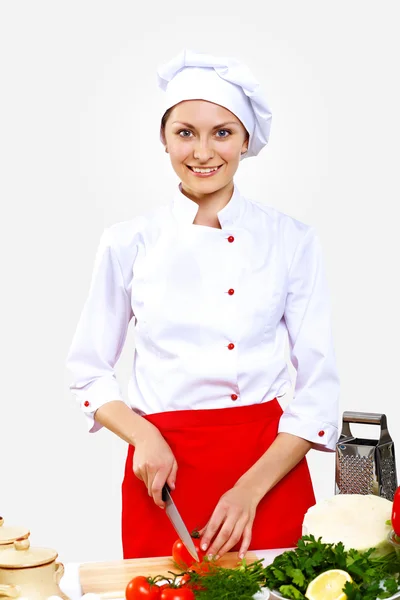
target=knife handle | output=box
[162,483,170,503]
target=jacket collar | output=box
[172,182,245,228]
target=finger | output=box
[133,464,148,489]
[206,518,237,558]
[151,469,169,508]
[216,516,250,558]
[200,507,226,553]
[141,472,149,491]
[166,460,178,491]
[146,467,157,497]
[238,522,253,559]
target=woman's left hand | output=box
[199,483,262,560]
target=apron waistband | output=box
[143,398,282,431]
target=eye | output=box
[216,129,231,138]
[178,129,193,138]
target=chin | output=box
[181,172,232,194]
[189,181,225,196]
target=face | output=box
[162,100,249,199]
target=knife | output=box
[162,483,200,562]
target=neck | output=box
[180,181,234,219]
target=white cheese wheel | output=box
[302,494,393,556]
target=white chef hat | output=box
[157,49,272,159]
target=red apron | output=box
[121,399,315,558]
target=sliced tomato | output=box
[125,575,161,599]
[179,572,204,591]
[172,531,206,569]
[191,560,214,575]
[179,574,191,586]
[392,486,400,536]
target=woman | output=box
[66,49,340,560]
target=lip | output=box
[186,164,223,178]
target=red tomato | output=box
[172,534,206,569]
[179,572,203,591]
[192,563,213,578]
[392,486,400,536]
[160,587,195,600]
[125,575,161,599]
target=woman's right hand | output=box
[133,423,178,508]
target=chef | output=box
[66,49,340,560]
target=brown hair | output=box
[161,107,174,133]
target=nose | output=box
[193,136,215,162]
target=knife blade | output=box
[162,483,200,562]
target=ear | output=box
[241,135,249,155]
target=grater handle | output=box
[343,412,386,425]
[340,411,392,444]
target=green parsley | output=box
[264,535,400,600]
[188,559,267,599]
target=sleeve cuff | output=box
[278,410,339,452]
[71,375,128,433]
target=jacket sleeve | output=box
[66,228,134,433]
[278,227,340,451]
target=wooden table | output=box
[59,548,291,600]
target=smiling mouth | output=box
[186,165,223,174]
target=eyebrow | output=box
[172,121,239,128]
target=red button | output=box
[318,430,325,437]
[84,400,90,408]
[228,343,235,350]
[227,236,235,243]
[231,394,238,401]
[228,288,235,295]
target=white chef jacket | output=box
[66,183,340,451]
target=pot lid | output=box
[0,517,30,546]
[0,539,58,568]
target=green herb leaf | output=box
[384,578,399,594]
[279,584,306,599]
[285,567,306,587]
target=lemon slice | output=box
[305,569,353,600]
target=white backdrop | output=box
[1,0,399,565]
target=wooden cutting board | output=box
[79,551,259,597]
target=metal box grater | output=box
[335,411,398,500]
